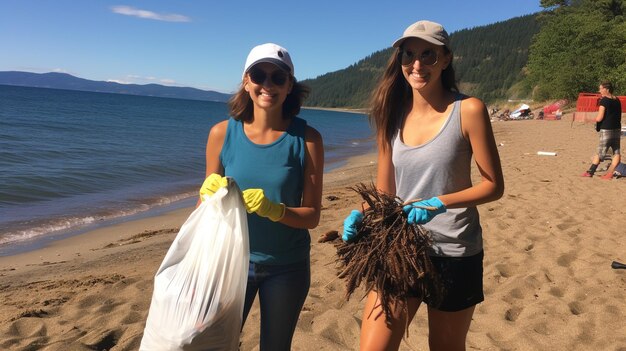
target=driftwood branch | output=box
[334,183,443,335]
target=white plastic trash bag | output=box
[140,179,249,351]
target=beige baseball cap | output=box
[392,20,449,48]
[242,43,294,79]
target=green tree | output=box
[526,0,626,99]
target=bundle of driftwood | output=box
[334,183,443,328]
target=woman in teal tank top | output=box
[199,43,324,350]
[341,21,504,350]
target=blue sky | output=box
[0,1,543,93]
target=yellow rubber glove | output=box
[199,173,228,201]
[242,189,285,222]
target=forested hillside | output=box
[303,14,540,108]
[452,15,540,101]
[300,50,389,108]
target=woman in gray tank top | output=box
[342,20,504,351]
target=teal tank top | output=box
[220,117,310,264]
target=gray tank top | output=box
[392,97,482,257]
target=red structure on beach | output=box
[542,99,568,120]
[573,93,626,122]
[576,93,601,112]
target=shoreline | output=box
[0,194,198,257]
[303,105,369,115]
[0,205,195,271]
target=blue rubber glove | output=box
[402,197,446,225]
[342,210,364,242]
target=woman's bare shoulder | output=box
[209,119,229,137]
[305,125,323,144]
[459,96,487,115]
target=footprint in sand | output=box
[556,251,577,267]
[504,306,523,321]
[3,317,49,349]
[548,286,564,298]
[508,287,525,299]
[96,299,120,314]
[79,329,120,350]
[495,263,514,278]
[77,295,101,309]
[121,311,144,324]
[555,216,579,231]
[311,310,360,347]
[568,301,584,315]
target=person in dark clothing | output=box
[581,81,622,179]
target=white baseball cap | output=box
[242,43,294,79]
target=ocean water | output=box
[0,85,374,255]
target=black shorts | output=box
[411,251,484,312]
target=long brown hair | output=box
[228,77,311,121]
[369,46,458,150]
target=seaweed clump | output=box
[335,183,443,330]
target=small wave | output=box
[0,216,98,246]
[154,191,197,206]
[0,192,197,248]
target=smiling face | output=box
[399,38,450,92]
[244,62,293,111]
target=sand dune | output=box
[1,114,625,350]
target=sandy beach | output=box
[1,113,625,350]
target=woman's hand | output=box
[402,197,446,224]
[199,173,228,201]
[242,189,285,222]
[342,210,364,241]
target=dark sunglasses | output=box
[398,48,438,66]
[248,68,289,86]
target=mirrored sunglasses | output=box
[398,49,438,66]
[248,68,289,86]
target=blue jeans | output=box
[242,259,310,351]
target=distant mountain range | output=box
[0,71,232,102]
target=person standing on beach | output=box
[199,43,324,350]
[342,20,504,351]
[581,81,622,179]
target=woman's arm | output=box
[376,135,396,196]
[595,105,606,123]
[438,97,504,208]
[279,126,324,229]
[204,120,227,177]
[197,120,228,207]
